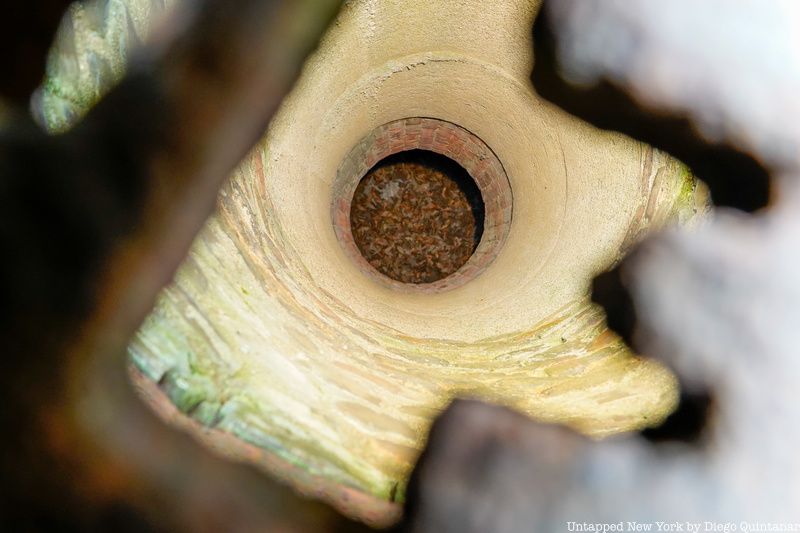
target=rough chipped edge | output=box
[128,363,403,528]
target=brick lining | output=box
[332,118,513,293]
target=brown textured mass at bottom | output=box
[350,151,484,284]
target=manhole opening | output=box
[350,149,486,284]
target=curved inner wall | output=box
[130,0,707,510]
[40,0,709,524]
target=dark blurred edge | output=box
[0,1,374,532]
[0,2,73,106]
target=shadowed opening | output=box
[350,150,485,284]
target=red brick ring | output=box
[332,118,513,293]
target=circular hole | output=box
[350,150,485,284]
[332,117,512,293]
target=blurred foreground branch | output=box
[0,1,363,531]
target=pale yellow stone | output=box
[38,0,708,504]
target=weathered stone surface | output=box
[128,0,707,521]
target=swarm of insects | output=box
[350,150,484,284]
